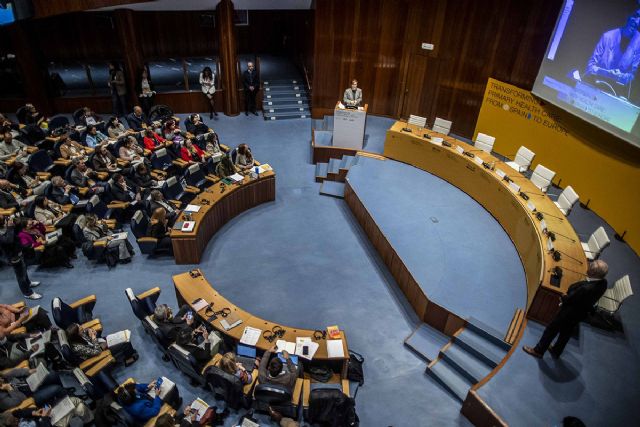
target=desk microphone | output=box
[520,190,545,198]
[535,210,564,221]
[552,249,584,264]
[549,266,588,277]
[442,140,452,147]
[462,148,485,158]
[402,127,412,133]
[546,230,575,242]
[423,133,432,139]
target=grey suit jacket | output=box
[343,87,363,106]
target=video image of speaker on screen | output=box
[533,0,640,147]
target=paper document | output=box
[242,418,260,427]
[474,156,484,166]
[26,363,49,392]
[258,164,272,173]
[229,173,244,183]
[508,182,520,193]
[51,396,76,425]
[430,137,443,146]
[240,326,262,346]
[192,298,209,312]
[45,229,62,245]
[455,146,464,154]
[27,329,52,358]
[148,376,175,400]
[189,397,209,422]
[106,330,131,347]
[184,204,201,213]
[295,337,318,360]
[327,339,345,358]
[275,339,295,354]
[181,221,196,232]
[495,169,506,179]
[526,201,536,212]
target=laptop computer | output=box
[236,344,256,371]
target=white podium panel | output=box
[333,102,368,149]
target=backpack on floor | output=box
[347,350,364,386]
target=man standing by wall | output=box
[243,62,260,116]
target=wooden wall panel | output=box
[32,0,150,18]
[236,10,312,56]
[312,0,564,138]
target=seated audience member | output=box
[82,214,134,263]
[0,335,29,369]
[92,144,119,173]
[66,322,138,366]
[163,119,185,144]
[110,173,140,204]
[180,139,205,163]
[0,303,51,335]
[258,345,298,394]
[235,144,254,171]
[146,207,173,255]
[204,132,222,156]
[49,176,78,205]
[0,179,21,209]
[153,304,194,342]
[8,397,94,427]
[267,407,300,427]
[154,401,228,427]
[8,161,49,197]
[185,114,208,136]
[116,380,163,424]
[142,128,166,151]
[107,116,127,139]
[16,217,74,268]
[0,113,17,132]
[21,104,46,127]
[118,136,145,164]
[84,124,109,149]
[69,158,103,194]
[127,106,150,132]
[33,196,77,239]
[215,154,237,178]
[80,107,100,127]
[58,134,88,161]
[0,368,67,412]
[211,352,253,385]
[0,131,28,163]
[131,163,156,195]
[175,327,213,370]
[149,190,179,225]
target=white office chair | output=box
[581,226,610,260]
[530,164,556,193]
[554,185,579,216]
[474,133,495,153]
[432,117,452,135]
[597,275,633,314]
[408,115,427,128]
[505,146,535,173]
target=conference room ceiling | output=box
[92,0,313,11]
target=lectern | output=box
[333,102,368,149]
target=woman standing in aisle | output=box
[199,66,218,119]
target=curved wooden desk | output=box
[372,121,587,324]
[173,270,350,377]
[170,171,276,264]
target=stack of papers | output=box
[258,164,273,173]
[26,363,49,391]
[295,337,319,360]
[106,330,131,347]
[240,326,262,346]
[51,396,76,425]
[181,221,196,232]
[184,204,201,213]
[192,298,209,312]
[229,173,244,183]
[327,339,345,358]
[275,340,295,354]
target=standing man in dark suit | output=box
[242,62,260,116]
[523,260,609,359]
[108,63,127,118]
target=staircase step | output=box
[314,130,333,147]
[263,85,305,92]
[263,112,310,120]
[263,106,310,114]
[263,101,310,109]
[440,343,493,383]
[319,181,345,198]
[328,158,340,174]
[427,359,472,402]
[263,79,299,85]
[315,162,328,180]
[454,329,508,369]
[264,92,309,100]
[404,323,450,363]
[339,155,356,170]
[465,317,511,351]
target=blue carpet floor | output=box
[347,156,526,334]
[1,113,638,426]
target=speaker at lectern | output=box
[333,101,368,150]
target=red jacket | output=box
[180,145,205,162]
[18,223,46,248]
[143,132,165,150]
